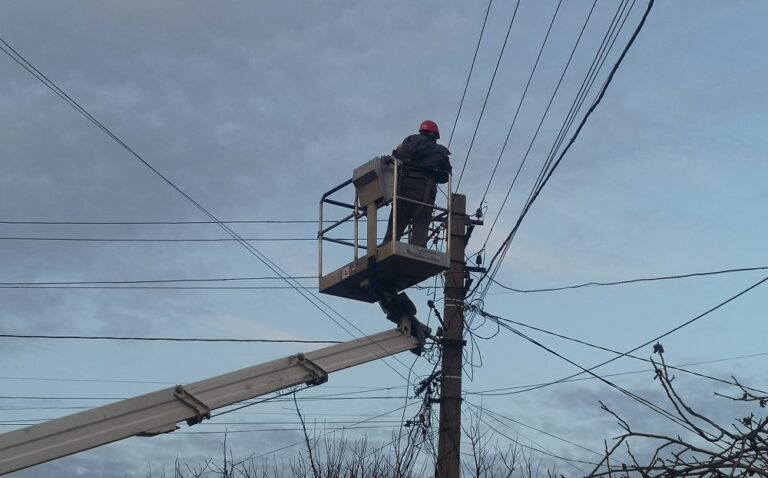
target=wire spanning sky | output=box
[1,1,767,477]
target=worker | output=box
[382,120,452,248]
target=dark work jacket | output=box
[392,133,452,184]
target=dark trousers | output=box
[382,175,437,248]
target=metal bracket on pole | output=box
[174,385,212,426]
[297,353,329,386]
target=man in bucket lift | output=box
[382,120,452,248]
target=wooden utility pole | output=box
[436,193,467,478]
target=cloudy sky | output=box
[2,1,767,476]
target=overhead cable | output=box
[477,0,633,257]
[454,0,522,191]
[0,219,343,225]
[478,314,698,433]
[0,333,340,344]
[468,307,768,396]
[464,400,601,456]
[0,275,316,286]
[447,0,494,149]
[472,272,768,396]
[478,0,583,208]
[0,36,412,380]
[466,405,597,468]
[467,351,768,395]
[474,0,654,299]
[489,266,768,293]
[0,236,343,243]
[0,285,313,290]
[249,402,416,459]
[528,0,636,204]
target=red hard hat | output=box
[418,120,440,139]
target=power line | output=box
[472,272,768,396]
[0,394,409,403]
[0,236,346,242]
[0,285,438,291]
[463,411,596,476]
[0,396,413,412]
[5,349,762,400]
[0,387,422,460]
[478,0,581,208]
[0,374,409,391]
[488,266,768,293]
[0,384,407,402]
[183,425,401,433]
[0,333,341,344]
[496,0,643,266]
[468,307,768,396]
[447,0,494,149]
[0,219,347,225]
[0,376,172,385]
[0,286,315,290]
[454,0,522,191]
[0,276,431,290]
[0,275,316,286]
[479,313,698,433]
[528,0,635,205]
[0,424,403,434]
[467,351,768,395]
[0,418,406,427]
[249,402,417,459]
[477,0,633,258]
[481,0,596,219]
[176,426,400,435]
[0,406,98,411]
[466,404,598,468]
[464,400,601,456]
[0,278,437,290]
[0,36,413,381]
[478,0,634,273]
[469,5,640,336]
[473,0,654,300]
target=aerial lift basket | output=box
[318,156,451,303]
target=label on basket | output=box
[406,246,442,264]
[342,266,350,279]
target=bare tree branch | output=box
[588,350,768,478]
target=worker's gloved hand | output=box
[381,155,394,165]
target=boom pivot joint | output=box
[296,353,329,386]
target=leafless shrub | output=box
[142,385,570,478]
[588,349,768,478]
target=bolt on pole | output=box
[436,193,467,478]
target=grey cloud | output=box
[2,1,768,476]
